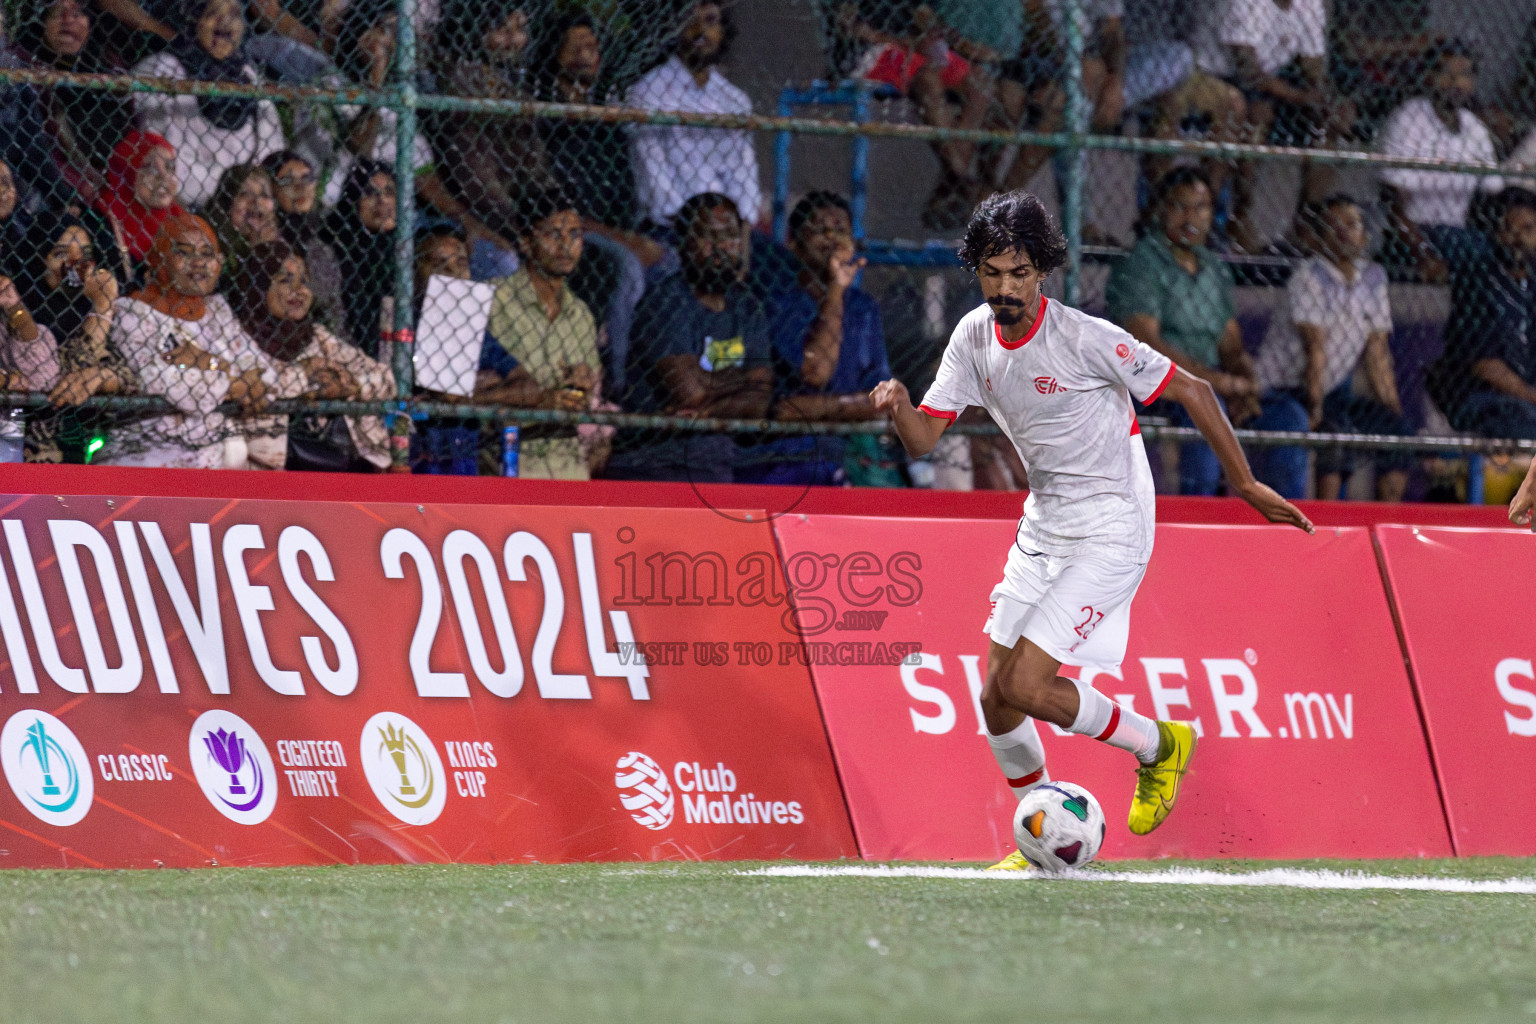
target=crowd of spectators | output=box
[0,0,1531,500]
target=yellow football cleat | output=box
[987,850,1032,871]
[1128,721,1197,836]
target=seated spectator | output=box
[5,0,133,208]
[738,191,887,486]
[1106,167,1307,497]
[408,222,481,474]
[476,187,606,480]
[98,214,295,468]
[606,192,771,483]
[130,0,285,209]
[259,148,342,326]
[1428,188,1536,441]
[1380,39,1502,283]
[93,0,325,61]
[308,0,442,212]
[840,2,993,228]
[95,130,186,270]
[12,209,138,462]
[230,239,394,469]
[0,264,62,463]
[1189,0,1356,251]
[626,2,762,232]
[317,159,395,356]
[205,163,280,275]
[1255,196,1411,501]
[0,156,34,263]
[529,11,654,395]
[429,0,548,270]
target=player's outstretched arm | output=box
[1161,367,1316,534]
[1510,457,1536,531]
[870,378,951,458]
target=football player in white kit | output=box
[871,191,1315,867]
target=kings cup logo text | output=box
[189,710,279,825]
[615,751,674,829]
[615,753,804,829]
[1,711,93,826]
[359,712,446,826]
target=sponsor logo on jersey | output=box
[616,752,806,828]
[1115,343,1131,360]
[359,712,447,825]
[1034,376,1069,395]
[1,711,93,826]
[190,710,278,824]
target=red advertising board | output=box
[1374,525,1536,856]
[772,516,1451,861]
[0,492,857,867]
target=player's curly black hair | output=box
[957,190,1068,276]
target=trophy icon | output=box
[24,721,60,796]
[203,728,249,794]
[380,724,415,796]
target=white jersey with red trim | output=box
[919,297,1175,561]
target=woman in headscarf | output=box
[317,158,396,357]
[259,148,343,328]
[0,157,34,264]
[204,162,280,273]
[230,238,394,469]
[0,257,61,463]
[94,130,186,271]
[129,0,284,208]
[6,0,134,208]
[10,209,139,461]
[98,213,305,468]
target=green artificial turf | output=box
[1,859,1534,1023]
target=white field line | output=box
[742,865,1536,894]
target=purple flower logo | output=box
[201,726,263,812]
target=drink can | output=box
[502,424,520,478]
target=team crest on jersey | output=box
[1034,376,1069,395]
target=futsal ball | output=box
[1012,781,1106,872]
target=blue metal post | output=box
[391,0,417,396]
[1060,0,1087,307]
[774,87,793,244]
[851,82,869,242]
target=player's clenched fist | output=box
[869,378,910,415]
[1511,459,1536,532]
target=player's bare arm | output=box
[1161,367,1315,534]
[1510,457,1536,531]
[870,377,950,457]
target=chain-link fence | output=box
[0,0,1534,500]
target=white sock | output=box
[986,716,1049,798]
[1069,677,1161,764]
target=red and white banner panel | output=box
[1375,525,1536,856]
[772,516,1451,861]
[0,493,857,867]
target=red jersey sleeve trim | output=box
[993,296,1048,350]
[1145,362,1178,404]
[917,404,958,423]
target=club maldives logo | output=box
[0,711,93,826]
[189,710,278,825]
[359,713,446,826]
[615,751,674,830]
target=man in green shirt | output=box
[477,186,605,479]
[1106,167,1307,496]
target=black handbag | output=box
[284,415,378,473]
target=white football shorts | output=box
[982,539,1147,670]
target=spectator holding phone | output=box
[11,210,139,462]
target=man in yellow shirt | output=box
[477,186,605,479]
